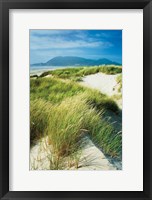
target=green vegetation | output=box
[30,66,122,169]
[30,73,121,161]
[30,77,119,113]
[39,66,122,81]
[116,74,122,93]
[30,74,38,78]
[30,95,121,160]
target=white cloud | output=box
[30,30,73,36]
[30,35,112,50]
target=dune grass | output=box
[30,78,85,103]
[30,76,122,162]
[30,77,119,113]
[30,95,122,160]
[30,65,122,169]
[39,66,122,80]
[116,74,122,93]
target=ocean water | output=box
[30,66,67,76]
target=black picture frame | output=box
[0,0,152,199]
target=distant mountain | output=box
[31,56,121,66]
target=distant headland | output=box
[31,56,121,67]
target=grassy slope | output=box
[30,78,119,113]
[38,65,122,81]
[30,74,122,160]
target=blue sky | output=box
[30,30,122,64]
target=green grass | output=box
[39,66,122,81]
[116,74,122,93]
[30,78,85,103]
[30,95,122,160]
[30,99,51,143]
[30,76,121,161]
[30,77,119,113]
[30,65,122,168]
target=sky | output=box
[30,30,122,64]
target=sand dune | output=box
[30,72,122,170]
[81,72,120,96]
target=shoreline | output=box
[30,66,67,76]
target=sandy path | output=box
[81,72,120,96]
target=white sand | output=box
[77,137,117,170]
[30,136,117,170]
[45,74,52,78]
[81,72,120,96]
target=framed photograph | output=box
[0,0,151,199]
